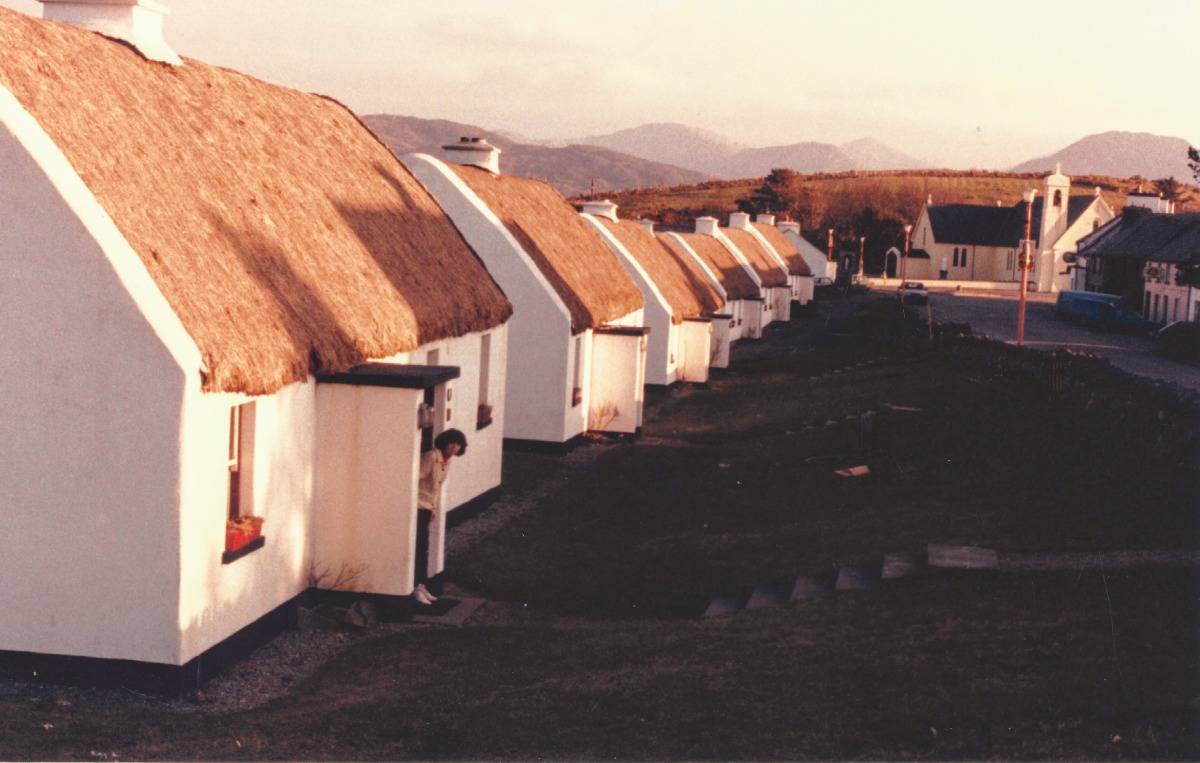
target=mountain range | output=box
[1009,131,1197,182]
[360,114,708,197]
[363,113,1197,196]
[577,123,928,177]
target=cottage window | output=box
[952,248,958,267]
[223,401,263,563]
[961,249,968,269]
[477,333,494,430]
[570,336,584,407]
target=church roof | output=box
[1077,210,1200,265]
[927,196,1096,248]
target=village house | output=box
[0,2,514,689]
[659,223,763,355]
[907,165,1114,292]
[746,214,816,305]
[722,214,793,325]
[580,201,724,385]
[403,141,648,445]
[776,221,837,282]
[1077,207,1200,324]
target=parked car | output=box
[1156,320,1200,363]
[897,281,928,305]
[1053,290,1158,333]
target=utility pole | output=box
[899,224,912,304]
[858,236,866,279]
[1017,189,1037,346]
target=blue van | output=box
[1053,290,1158,333]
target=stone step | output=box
[745,582,790,611]
[791,574,835,601]
[927,544,999,570]
[835,564,881,590]
[881,552,925,579]
[702,592,745,618]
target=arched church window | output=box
[1053,189,1063,208]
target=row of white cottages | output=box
[0,2,821,687]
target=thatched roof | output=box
[722,229,788,287]
[663,233,759,300]
[452,167,643,332]
[593,219,723,321]
[752,223,813,276]
[0,8,512,396]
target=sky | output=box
[2,0,1197,168]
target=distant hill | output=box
[579,122,745,176]
[574,122,928,177]
[840,138,931,171]
[712,142,856,177]
[583,169,1200,230]
[1011,131,1197,182]
[361,114,709,197]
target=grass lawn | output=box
[2,569,1195,760]
[455,318,1198,613]
[3,299,1197,760]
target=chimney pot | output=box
[728,211,751,230]
[581,199,618,223]
[694,216,719,236]
[40,0,181,65]
[777,221,800,235]
[440,136,502,174]
[637,218,655,235]
[755,213,776,226]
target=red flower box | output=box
[225,516,264,553]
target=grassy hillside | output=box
[581,170,1200,230]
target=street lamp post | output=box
[826,228,834,262]
[858,236,866,280]
[1017,189,1037,346]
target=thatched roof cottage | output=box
[581,200,724,385]
[722,217,793,326]
[745,214,816,306]
[404,141,649,443]
[0,2,512,690]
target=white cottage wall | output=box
[176,380,318,663]
[402,154,575,444]
[679,318,713,383]
[0,92,204,664]
[379,327,509,512]
[582,215,678,386]
[313,384,422,596]
[588,330,648,434]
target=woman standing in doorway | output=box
[413,428,466,605]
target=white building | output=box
[722,216,792,327]
[746,214,816,305]
[777,221,837,282]
[1077,207,1200,323]
[908,166,1114,292]
[581,202,724,386]
[659,222,765,348]
[404,140,649,445]
[0,2,513,689]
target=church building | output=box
[905,166,1113,292]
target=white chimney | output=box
[580,199,618,222]
[728,211,752,230]
[638,219,655,235]
[777,222,800,236]
[694,216,719,236]
[756,213,776,226]
[40,0,181,66]
[441,137,501,174]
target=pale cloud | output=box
[1,0,1196,167]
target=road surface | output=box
[922,290,1200,391]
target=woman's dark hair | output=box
[434,428,467,456]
